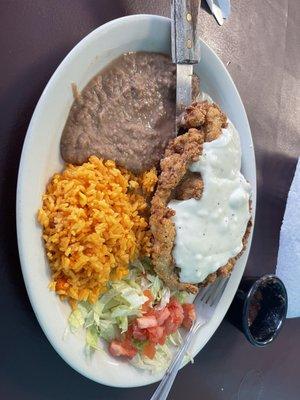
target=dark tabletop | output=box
[1,1,300,399]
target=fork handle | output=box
[149,323,199,400]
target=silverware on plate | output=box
[150,5,228,398]
[150,278,228,400]
[171,0,201,119]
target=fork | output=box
[149,277,228,400]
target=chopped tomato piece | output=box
[143,289,154,302]
[109,340,137,359]
[164,297,184,334]
[182,303,196,329]
[157,332,167,345]
[142,290,154,312]
[155,307,170,326]
[168,298,184,321]
[168,297,184,326]
[122,339,137,355]
[132,323,148,341]
[143,341,156,360]
[125,324,133,338]
[124,324,137,343]
[141,302,151,313]
[164,318,178,335]
[148,326,166,345]
[137,315,158,329]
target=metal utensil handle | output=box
[149,320,203,400]
[171,0,201,64]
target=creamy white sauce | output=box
[168,120,251,284]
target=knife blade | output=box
[176,64,193,116]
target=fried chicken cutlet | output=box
[174,101,228,201]
[150,101,251,293]
[150,128,204,293]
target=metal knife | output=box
[171,0,201,121]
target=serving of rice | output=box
[38,156,157,305]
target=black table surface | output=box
[1,1,300,399]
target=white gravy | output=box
[168,120,251,284]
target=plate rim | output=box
[16,14,256,388]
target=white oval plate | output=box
[16,15,256,387]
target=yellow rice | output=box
[38,156,157,305]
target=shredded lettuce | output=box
[130,259,145,273]
[149,275,163,298]
[98,319,116,341]
[167,330,182,347]
[68,258,187,372]
[132,339,145,351]
[130,331,187,372]
[156,286,171,310]
[116,316,128,334]
[174,290,189,304]
[183,350,194,365]
[68,268,149,350]
[130,343,174,373]
[86,325,100,350]
[68,308,85,332]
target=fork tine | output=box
[202,281,217,303]
[208,277,229,306]
[195,276,229,309]
[199,285,209,301]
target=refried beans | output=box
[60,52,177,173]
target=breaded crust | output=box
[150,101,251,293]
[180,101,228,141]
[150,129,204,293]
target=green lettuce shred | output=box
[68,258,187,372]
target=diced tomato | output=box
[168,298,184,322]
[125,324,133,337]
[141,302,150,313]
[158,332,167,345]
[122,339,137,356]
[164,318,178,335]
[109,340,137,359]
[132,322,148,341]
[170,298,184,322]
[182,303,196,329]
[143,289,154,302]
[147,326,166,345]
[164,297,184,334]
[124,324,137,343]
[142,289,154,312]
[155,307,171,326]
[137,315,158,329]
[143,341,156,360]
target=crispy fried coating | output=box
[150,129,204,293]
[180,101,227,142]
[174,171,203,200]
[150,101,251,292]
